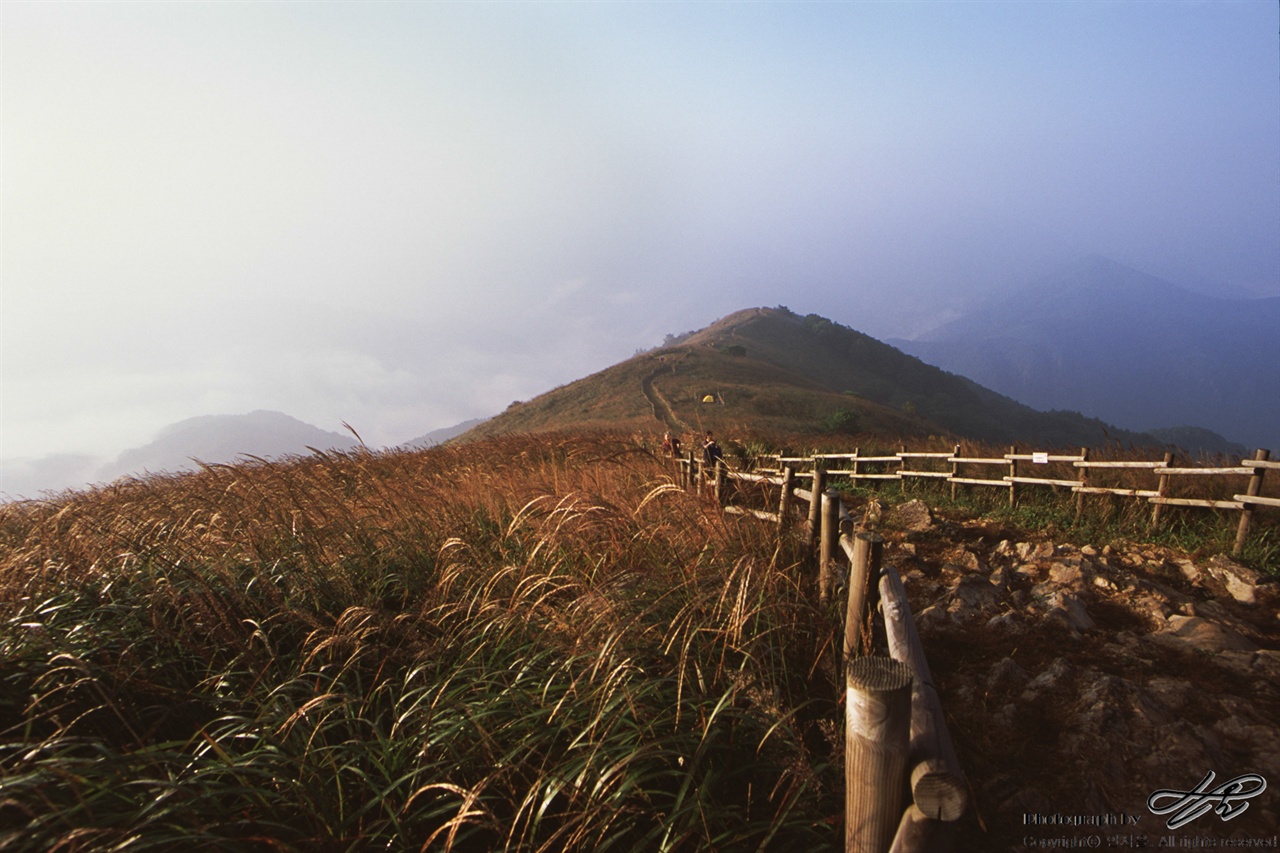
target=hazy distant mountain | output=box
[458,306,1160,450]
[105,410,362,479]
[890,257,1280,452]
[0,454,104,500]
[1144,427,1247,459]
[402,418,490,449]
[2,411,365,501]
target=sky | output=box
[2,1,1278,492]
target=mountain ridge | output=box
[457,306,1166,450]
[890,257,1279,451]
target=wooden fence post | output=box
[900,445,909,494]
[844,533,883,665]
[809,460,827,553]
[1007,446,1018,508]
[714,459,725,506]
[949,444,960,502]
[779,465,795,533]
[820,488,840,606]
[1234,449,1271,556]
[1075,447,1089,520]
[1151,452,1174,530]
[846,656,913,853]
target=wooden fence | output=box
[675,453,965,852]
[757,445,1276,556]
[675,441,1277,851]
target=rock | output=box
[1205,555,1263,605]
[1048,562,1085,589]
[953,549,982,571]
[1030,542,1056,560]
[1253,649,1280,679]
[1144,677,1194,713]
[950,573,1003,615]
[985,656,1029,694]
[1175,559,1203,584]
[989,565,1027,590]
[1213,716,1280,777]
[889,499,933,532]
[1020,657,1073,702]
[898,542,917,557]
[1150,615,1259,653]
[995,539,1014,556]
[1043,591,1096,633]
[915,603,952,633]
[986,611,1025,633]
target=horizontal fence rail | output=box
[736,445,1276,557]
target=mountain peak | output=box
[459,307,1155,449]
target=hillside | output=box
[462,307,1158,450]
[892,256,1280,452]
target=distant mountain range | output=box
[888,256,1279,452]
[1,411,361,500]
[110,410,362,475]
[401,418,490,450]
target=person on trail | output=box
[670,433,682,458]
[662,432,672,455]
[702,431,723,467]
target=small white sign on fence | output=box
[1033,452,1049,465]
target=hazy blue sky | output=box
[3,1,1278,482]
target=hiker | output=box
[702,431,723,467]
[661,432,673,456]
[670,433,682,458]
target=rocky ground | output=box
[879,499,1280,851]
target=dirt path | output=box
[642,367,687,432]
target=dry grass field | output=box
[0,432,843,851]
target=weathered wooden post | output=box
[1234,449,1271,556]
[1007,446,1018,508]
[714,459,726,506]
[820,487,840,606]
[778,465,795,533]
[948,444,960,502]
[880,564,968,837]
[844,532,883,665]
[808,459,828,552]
[1074,447,1089,520]
[846,656,913,853]
[1150,451,1175,530]
[686,449,696,492]
[889,805,955,853]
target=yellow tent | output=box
[702,395,715,403]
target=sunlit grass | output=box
[0,432,841,851]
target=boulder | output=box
[950,573,1003,616]
[889,498,933,532]
[1150,615,1259,653]
[1204,555,1264,605]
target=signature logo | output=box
[1147,771,1267,830]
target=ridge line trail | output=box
[641,366,688,432]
